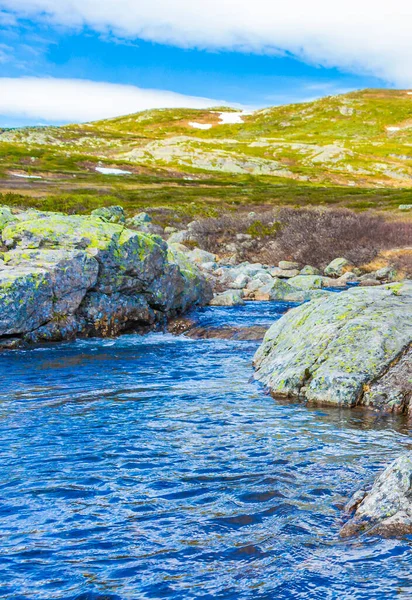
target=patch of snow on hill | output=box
[11,173,42,179]
[95,167,132,175]
[188,122,212,130]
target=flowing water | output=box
[1,301,412,599]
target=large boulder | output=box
[0,209,212,346]
[341,453,412,537]
[254,281,412,408]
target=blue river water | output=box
[1,300,412,599]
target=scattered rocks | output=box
[341,453,412,537]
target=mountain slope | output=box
[1,89,412,191]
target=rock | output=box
[0,206,16,232]
[210,290,244,306]
[359,279,381,287]
[164,226,178,235]
[324,257,355,277]
[128,211,152,225]
[0,208,212,345]
[286,275,324,290]
[300,265,321,276]
[134,222,164,235]
[168,230,193,244]
[230,273,250,289]
[200,261,217,272]
[341,453,412,537]
[362,346,411,413]
[187,248,217,265]
[276,268,300,279]
[279,260,300,270]
[268,278,330,302]
[334,272,358,286]
[376,266,397,281]
[254,281,412,408]
[184,325,267,341]
[91,205,126,224]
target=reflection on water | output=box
[0,302,411,599]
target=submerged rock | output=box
[0,208,212,345]
[341,453,412,537]
[253,281,412,409]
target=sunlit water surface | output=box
[1,301,412,599]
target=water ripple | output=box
[0,302,411,599]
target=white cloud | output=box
[2,0,412,85]
[0,77,226,123]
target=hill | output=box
[1,89,412,218]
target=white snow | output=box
[11,173,42,179]
[386,126,401,132]
[218,112,245,124]
[95,167,132,175]
[188,122,213,130]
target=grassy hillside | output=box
[1,89,412,219]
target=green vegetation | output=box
[1,89,412,218]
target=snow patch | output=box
[11,173,42,179]
[188,122,213,130]
[217,110,253,125]
[95,167,132,175]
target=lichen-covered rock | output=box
[0,267,54,335]
[362,346,411,413]
[279,260,300,270]
[286,275,325,290]
[210,290,244,306]
[91,205,126,224]
[341,453,412,537]
[0,208,212,345]
[300,265,321,276]
[0,206,16,232]
[268,278,330,302]
[324,257,354,277]
[254,281,412,408]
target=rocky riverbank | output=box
[0,206,212,348]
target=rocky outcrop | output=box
[0,207,212,347]
[253,281,412,410]
[341,453,412,537]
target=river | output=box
[1,301,411,599]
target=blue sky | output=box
[0,1,410,126]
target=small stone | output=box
[210,290,244,306]
[279,260,300,270]
[324,257,355,277]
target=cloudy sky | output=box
[0,0,411,125]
